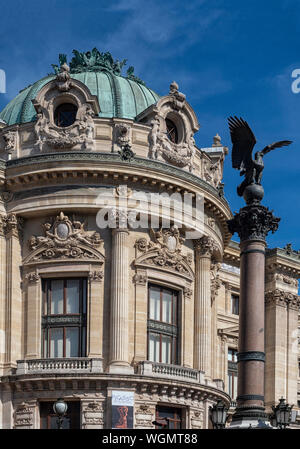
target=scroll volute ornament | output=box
[27,212,103,262]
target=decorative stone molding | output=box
[211,261,221,303]
[184,286,193,300]
[118,143,135,161]
[24,211,104,264]
[82,400,104,427]
[227,204,280,242]
[134,226,194,279]
[14,402,35,429]
[88,270,104,282]
[266,272,298,288]
[190,409,204,429]
[265,289,300,310]
[135,403,155,428]
[193,235,217,257]
[34,103,95,151]
[25,272,40,283]
[55,62,74,92]
[133,272,148,285]
[114,123,131,147]
[3,213,24,239]
[3,130,17,158]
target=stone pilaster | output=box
[25,272,41,359]
[0,215,6,371]
[3,214,24,371]
[133,270,148,363]
[265,289,300,408]
[87,270,104,359]
[193,236,216,378]
[211,262,221,379]
[108,226,133,373]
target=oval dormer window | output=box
[54,103,77,127]
[166,118,178,144]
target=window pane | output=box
[161,335,171,364]
[149,333,160,362]
[51,280,64,314]
[50,328,63,358]
[162,290,172,323]
[82,279,87,314]
[233,373,238,399]
[65,328,79,357]
[149,287,160,321]
[66,279,80,314]
[228,372,233,397]
[43,329,48,358]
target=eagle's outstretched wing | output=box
[260,140,292,155]
[228,116,256,173]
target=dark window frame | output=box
[231,294,239,315]
[40,401,80,429]
[54,103,78,128]
[166,118,178,144]
[42,278,87,358]
[147,284,179,364]
[155,405,182,429]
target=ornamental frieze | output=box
[134,226,194,279]
[265,289,300,310]
[24,211,104,264]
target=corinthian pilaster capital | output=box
[193,235,216,257]
[265,289,299,309]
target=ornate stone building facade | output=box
[0,49,299,429]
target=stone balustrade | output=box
[16,358,103,375]
[137,361,205,383]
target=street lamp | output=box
[53,398,68,429]
[210,400,229,429]
[271,397,293,429]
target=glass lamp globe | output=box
[53,398,68,416]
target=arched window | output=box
[54,103,77,127]
[166,118,178,144]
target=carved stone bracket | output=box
[25,272,40,283]
[88,270,104,282]
[133,272,148,285]
[227,204,280,242]
[2,213,24,239]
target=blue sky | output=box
[0,0,299,249]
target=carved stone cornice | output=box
[193,235,217,257]
[265,289,300,310]
[227,204,280,242]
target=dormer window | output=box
[54,103,77,127]
[166,118,178,144]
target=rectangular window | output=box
[147,285,178,364]
[231,294,239,315]
[228,348,238,400]
[155,406,182,429]
[42,278,87,358]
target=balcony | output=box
[137,361,224,389]
[16,358,103,375]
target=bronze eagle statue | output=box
[228,116,292,197]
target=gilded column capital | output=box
[193,235,216,257]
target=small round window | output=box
[54,103,77,127]
[166,118,178,144]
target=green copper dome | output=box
[0,49,160,125]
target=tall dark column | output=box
[228,200,280,427]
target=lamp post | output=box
[53,398,68,429]
[210,401,229,429]
[271,398,293,429]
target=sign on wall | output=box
[111,390,134,429]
